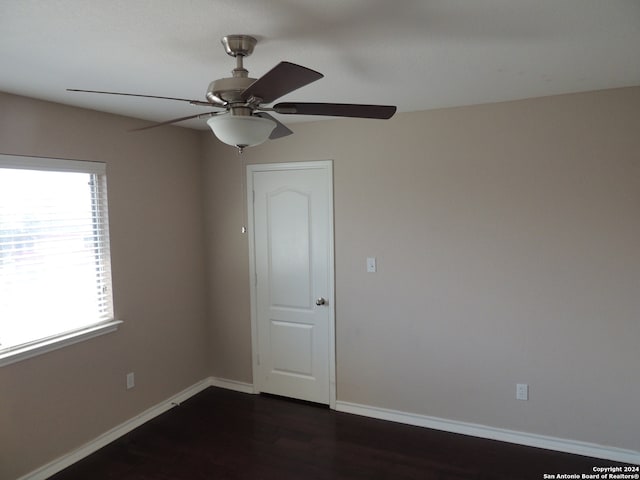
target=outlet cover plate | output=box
[126,372,135,390]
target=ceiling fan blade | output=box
[274,102,397,119]
[241,62,323,104]
[254,112,293,139]
[67,89,218,107]
[130,111,222,132]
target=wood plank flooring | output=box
[49,387,633,480]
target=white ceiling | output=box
[1,0,639,130]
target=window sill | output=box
[0,320,123,367]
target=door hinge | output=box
[257,353,261,365]
[252,189,255,204]
[254,272,257,287]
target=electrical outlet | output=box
[126,372,135,390]
[516,383,528,400]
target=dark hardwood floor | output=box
[49,387,633,480]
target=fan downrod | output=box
[206,35,259,105]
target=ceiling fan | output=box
[68,34,397,152]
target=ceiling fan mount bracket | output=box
[221,35,257,58]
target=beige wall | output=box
[0,93,210,479]
[203,87,640,453]
[202,139,253,379]
[1,86,638,478]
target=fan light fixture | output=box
[207,115,276,150]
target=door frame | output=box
[246,160,336,409]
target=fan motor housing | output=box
[207,77,256,104]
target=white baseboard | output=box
[336,400,640,465]
[19,377,254,480]
[21,379,637,480]
[19,378,215,480]
[211,376,255,394]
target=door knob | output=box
[315,297,327,306]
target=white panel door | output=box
[248,161,334,405]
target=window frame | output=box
[0,154,121,367]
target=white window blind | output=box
[0,155,116,360]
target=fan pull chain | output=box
[238,147,248,234]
